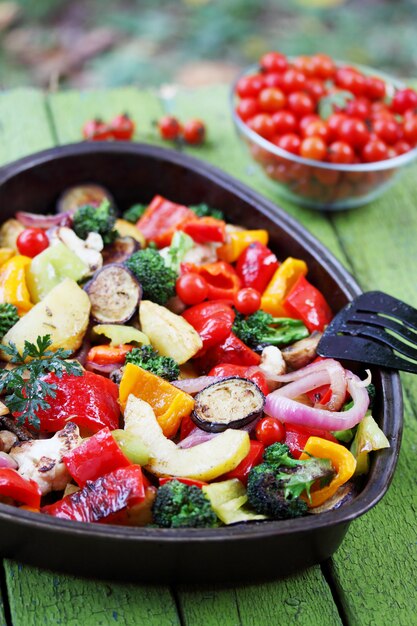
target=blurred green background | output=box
[0,0,416,89]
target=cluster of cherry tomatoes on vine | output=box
[235,51,417,164]
[82,113,206,146]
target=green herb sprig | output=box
[0,335,83,429]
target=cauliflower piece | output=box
[182,243,218,266]
[55,227,103,275]
[10,422,82,495]
[259,345,286,391]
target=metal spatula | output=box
[317,291,417,373]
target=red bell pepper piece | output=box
[86,344,133,366]
[285,424,338,459]
[200,332,261,373]
[159,477,208,488]
[180,217,226,244]
[182,300,235,354]
[283,275,333,332]
[197,261,241,300]
[209,363,269,396]
[306,385,333,406]
[32,371,120,434]
[235,242,279,294]
[43,465,145,522]
[63,427,131,487]
[223,440,264,485]
[0,469,41,508]
[136,195,195,248]
[179,414,195,441]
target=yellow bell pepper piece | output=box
[261,257,307,317]
[0,255,33,315]
[119,363,194,439]
[300,436,357,508]
[0,248,15,267]
[217,230,268,263]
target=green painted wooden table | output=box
[0,85,415,626]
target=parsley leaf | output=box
[0,335,83,430]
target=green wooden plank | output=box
[5,560,179,626]
[0,88,55,166]
[178,568,343,626]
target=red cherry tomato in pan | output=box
[233,288,261,315]
[176,273,208,305]
[17,228,49,258]
[256,417,286,447]
[110,114,135,141]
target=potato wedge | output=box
[1,278,90,359]
[0,219,24,250]
[139,300,202,364]
[124,395,250,481]
[115,219,146,247]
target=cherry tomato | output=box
[255,417,286,447]
[300,136,327,161]
[335,67,366,96]
[345,98,371,120]
[327,141,355,164]
[258,87,286,113]
[176,273,208,305]
[392,88,417,115]
[16,228,49,258]
[158,115,182,140]
[236,74,264,98]
[248,113,275,139]
[236,98,260,121]
[394,140,412,155]
[274,133,301,155]
[272,110,298,135]
[402,115,417,145]
[303,119,329,142]
[263,73,285,89]
[110,114,135,140]
[233,288,261,315]
[338,117,369,149]
[260,51,288,74]
[288,91,314,118]
[183,119,206,145]
[372,117,401,145]
[327,113,348,141]
[82,119,113,141]
[305,78,326,101]
[293,55,315,76]
[361,138,389,162]
[281,69,307,94]
[365,76,386,101]
[311,53,336,79]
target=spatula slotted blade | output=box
[317,291,417,374]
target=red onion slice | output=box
[16,211,73,229]
[265,371,369,431]
[178,427,219,449]
[85,361,118,376]
[172,376,224,395]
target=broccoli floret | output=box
[246,443,334,520]
[0,303,19,340]
[125,248,177,305]
[122,203,147,223]
[152,480,218,528]
[233,310,309,351]
[189,203,224,221]
[125,345,180,381]
[73,199,118,245]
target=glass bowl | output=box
[230,63,417,210]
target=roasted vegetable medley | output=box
[0,186,389,527]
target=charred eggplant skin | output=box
[192,376,265,433]
[102,237,140,265]
[56,184,114,214]
[84,263,142,324]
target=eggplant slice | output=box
[85,263,142,324]
[57,184,114,214]
[192,377,265,433]
[102,236,139,265]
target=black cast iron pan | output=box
[0,143,403,583]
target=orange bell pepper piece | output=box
[217,230,268,263]
[300,436,357,508]
[0,255,33,315]
[261,257,307,317]
[119,363,194,439]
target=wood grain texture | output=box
[0,89,55,166]
[178,568,343,626]
[5,561,180,626]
